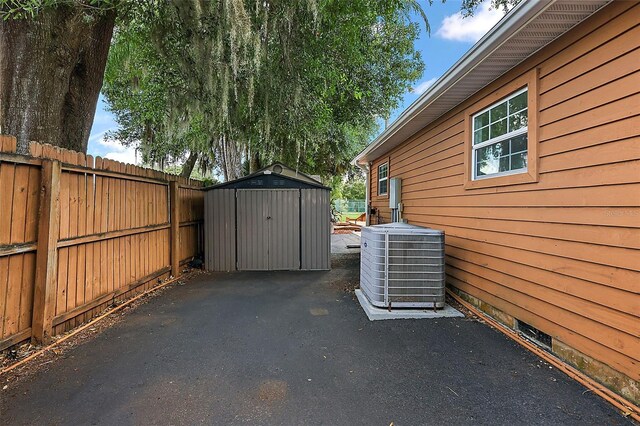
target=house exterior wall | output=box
[367,1,639,398]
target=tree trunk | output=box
[180,151,198,178]
[0,6,116,153]
[216,135,243,182]
[249,150,261,173]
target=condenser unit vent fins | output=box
[360,223,445,309]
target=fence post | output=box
[170,180,180,277]
[32,160,61,344]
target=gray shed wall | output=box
[204,185,330,271]
[204,188,236,271]
[301,188,331,270]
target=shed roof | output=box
[205,166,330,191]
[353,0,611,166]
[254,163,323,185]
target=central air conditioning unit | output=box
[360,223,445,309]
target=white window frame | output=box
[378,163,388,195]
[472,87,528,180]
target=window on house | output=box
[472,88,528,179]
[378,163,388,195]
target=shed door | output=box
[237,190,269,270]
[237,189,300,270]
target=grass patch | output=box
[339,212,364,222]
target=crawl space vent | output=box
[517,320,552,349]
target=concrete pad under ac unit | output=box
[355,289,464,321]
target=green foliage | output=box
[329,170,365,201]
[343,177,366,200]
[161,164,218,185]
[3,0,517,179]
[0,0,119,20]
[459,0,522,17]
[102,22,210,168]
[329,176,344,201]
[102,0,426,180]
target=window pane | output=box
[490,101,507,122]
[474,111,489,129]
[475,136,528,177]
[476,157,505,177]
[508,90,527,113]
[476,141,506,176]
[511,134,527,153]
[476,160,487,177]
[379,164,387,178]
[476,140,509,162]
[379,179,388,194]
[474,127,489,145]
[489,118,507,139]
[508,110,528,132]
[472,89,530,180]
[499,155,510,172]
[511,152,527,170]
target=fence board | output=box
[24,166,41,242]
[10,165,29,244]
[4,166,28,337]
[0,163,15,244]
[19,253,36,330]
[85,157,95,310]
[5,254,23,336]
[0,257,8,338]
[32,160,61,342]
[0,139,204,349]
[56,247,68,316]
[0,135,17,153]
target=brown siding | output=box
[369,2,640,382]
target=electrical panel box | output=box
[389,177,401,209]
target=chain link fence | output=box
[333,199,366,214]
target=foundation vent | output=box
[517,320,552,349]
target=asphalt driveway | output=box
[1,253,630,425]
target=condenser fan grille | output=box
[360,223,445,309]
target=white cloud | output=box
[97,134,139,165]
[88,130,109,146]
[412,77,438,95]
[435,0,505,43]
[98,136,127,150]
[104,147,139,165]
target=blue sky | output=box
[88,0,505,164]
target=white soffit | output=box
[354,0,612,165]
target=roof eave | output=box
[353,0,554,166]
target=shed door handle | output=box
[267,216,272,220]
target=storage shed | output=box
[204,165,331,271]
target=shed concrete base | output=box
[355,289,464,321]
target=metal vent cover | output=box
[360,223,445,309]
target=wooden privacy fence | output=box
[0,135,204,350]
